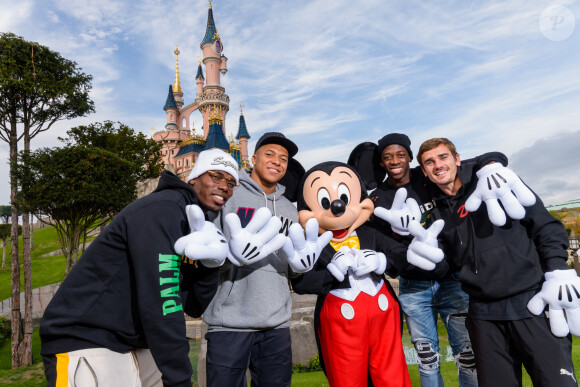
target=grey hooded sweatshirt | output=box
[203,169,298,331]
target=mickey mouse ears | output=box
[347,142,386,191]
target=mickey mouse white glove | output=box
[374,187,421,236]
[225,207,287,266]
[527,269,580,337]
[465,163,536,226]
[353,249,388,276]
[407,220,445,271]
[327,246,355,282]
[280,218,333,273]
[174,205,229,268]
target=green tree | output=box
[15,146,138,275]
[0,206,11,223]
[0,32,94,368]
[60,121,164,181]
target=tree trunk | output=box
[19,212,32,366]
[9,120,22,369]
[17,133,33,366]
[64,225,82,276]
[574,253,580,277]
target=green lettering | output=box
[159,254,180,272]
[162,300,183,316]
[159,271,179,285]
[160,285,180,299]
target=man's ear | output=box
[251,153,257,165]
[455,154,461,167]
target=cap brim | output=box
[258,137,298,157]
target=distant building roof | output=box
[204,121,230,151]
[236,113,250,139]
[196,63,205,80]
[175,141,205,157]
[163,85,177,110]
[201,6,218,46]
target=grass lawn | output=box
[1,225,580,385]
[1,317,580,386]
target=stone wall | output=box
[0,283,60,325]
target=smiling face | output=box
[298,165,374,243]
[190,171,235,212]
[380,144,411,187]
[251,144,289,194]
[420,144,462,195]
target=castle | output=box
[152,3,251,181]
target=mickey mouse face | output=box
[299,166,374,243]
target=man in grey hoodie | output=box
[204,132,300,387]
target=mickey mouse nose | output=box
[330,199,346,216]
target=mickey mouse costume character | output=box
[291,161,411,387]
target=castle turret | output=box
[197,2,230,138]
[236,103,251,167]
[163,85,178,130]
[196,60,205,96]
[203,108,230,152]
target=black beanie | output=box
[377,133,413,161]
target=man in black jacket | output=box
[415,137,578,387]
[41,149,240,387]
[370,133,478,387]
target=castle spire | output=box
[201,3,219,46]
[173,47,182,93]
[236,103,250,139]
[196,59,205,80]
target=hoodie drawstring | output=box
[262,191,277,217]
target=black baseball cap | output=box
[254,132,298,157]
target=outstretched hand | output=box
[280,218,333,273]
[374,187,421,236]
[465,164,536,226]
[406,220,445,271]
[225,207,287,266]
[174,205,229,268]
[527,269,580,337]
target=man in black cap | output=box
[203,132,301,387]
[370,133,482,387]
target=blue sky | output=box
[1,0,579,206]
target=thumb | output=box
[186,205,206,232]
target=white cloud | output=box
[1,0,579,207]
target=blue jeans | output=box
[398,274,477,387]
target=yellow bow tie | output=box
[329,235,360,251]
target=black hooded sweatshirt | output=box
[429,163,569,320]
[40,171,219,387]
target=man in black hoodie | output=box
[40,149,240,387]
[416,137,577,387]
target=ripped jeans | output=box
[399,273,477,387]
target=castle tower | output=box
[152,2,249,181]
[197,2,230,138]
[196,60,204,96]
[236,103,251,168]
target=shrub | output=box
[292,354,323,373]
